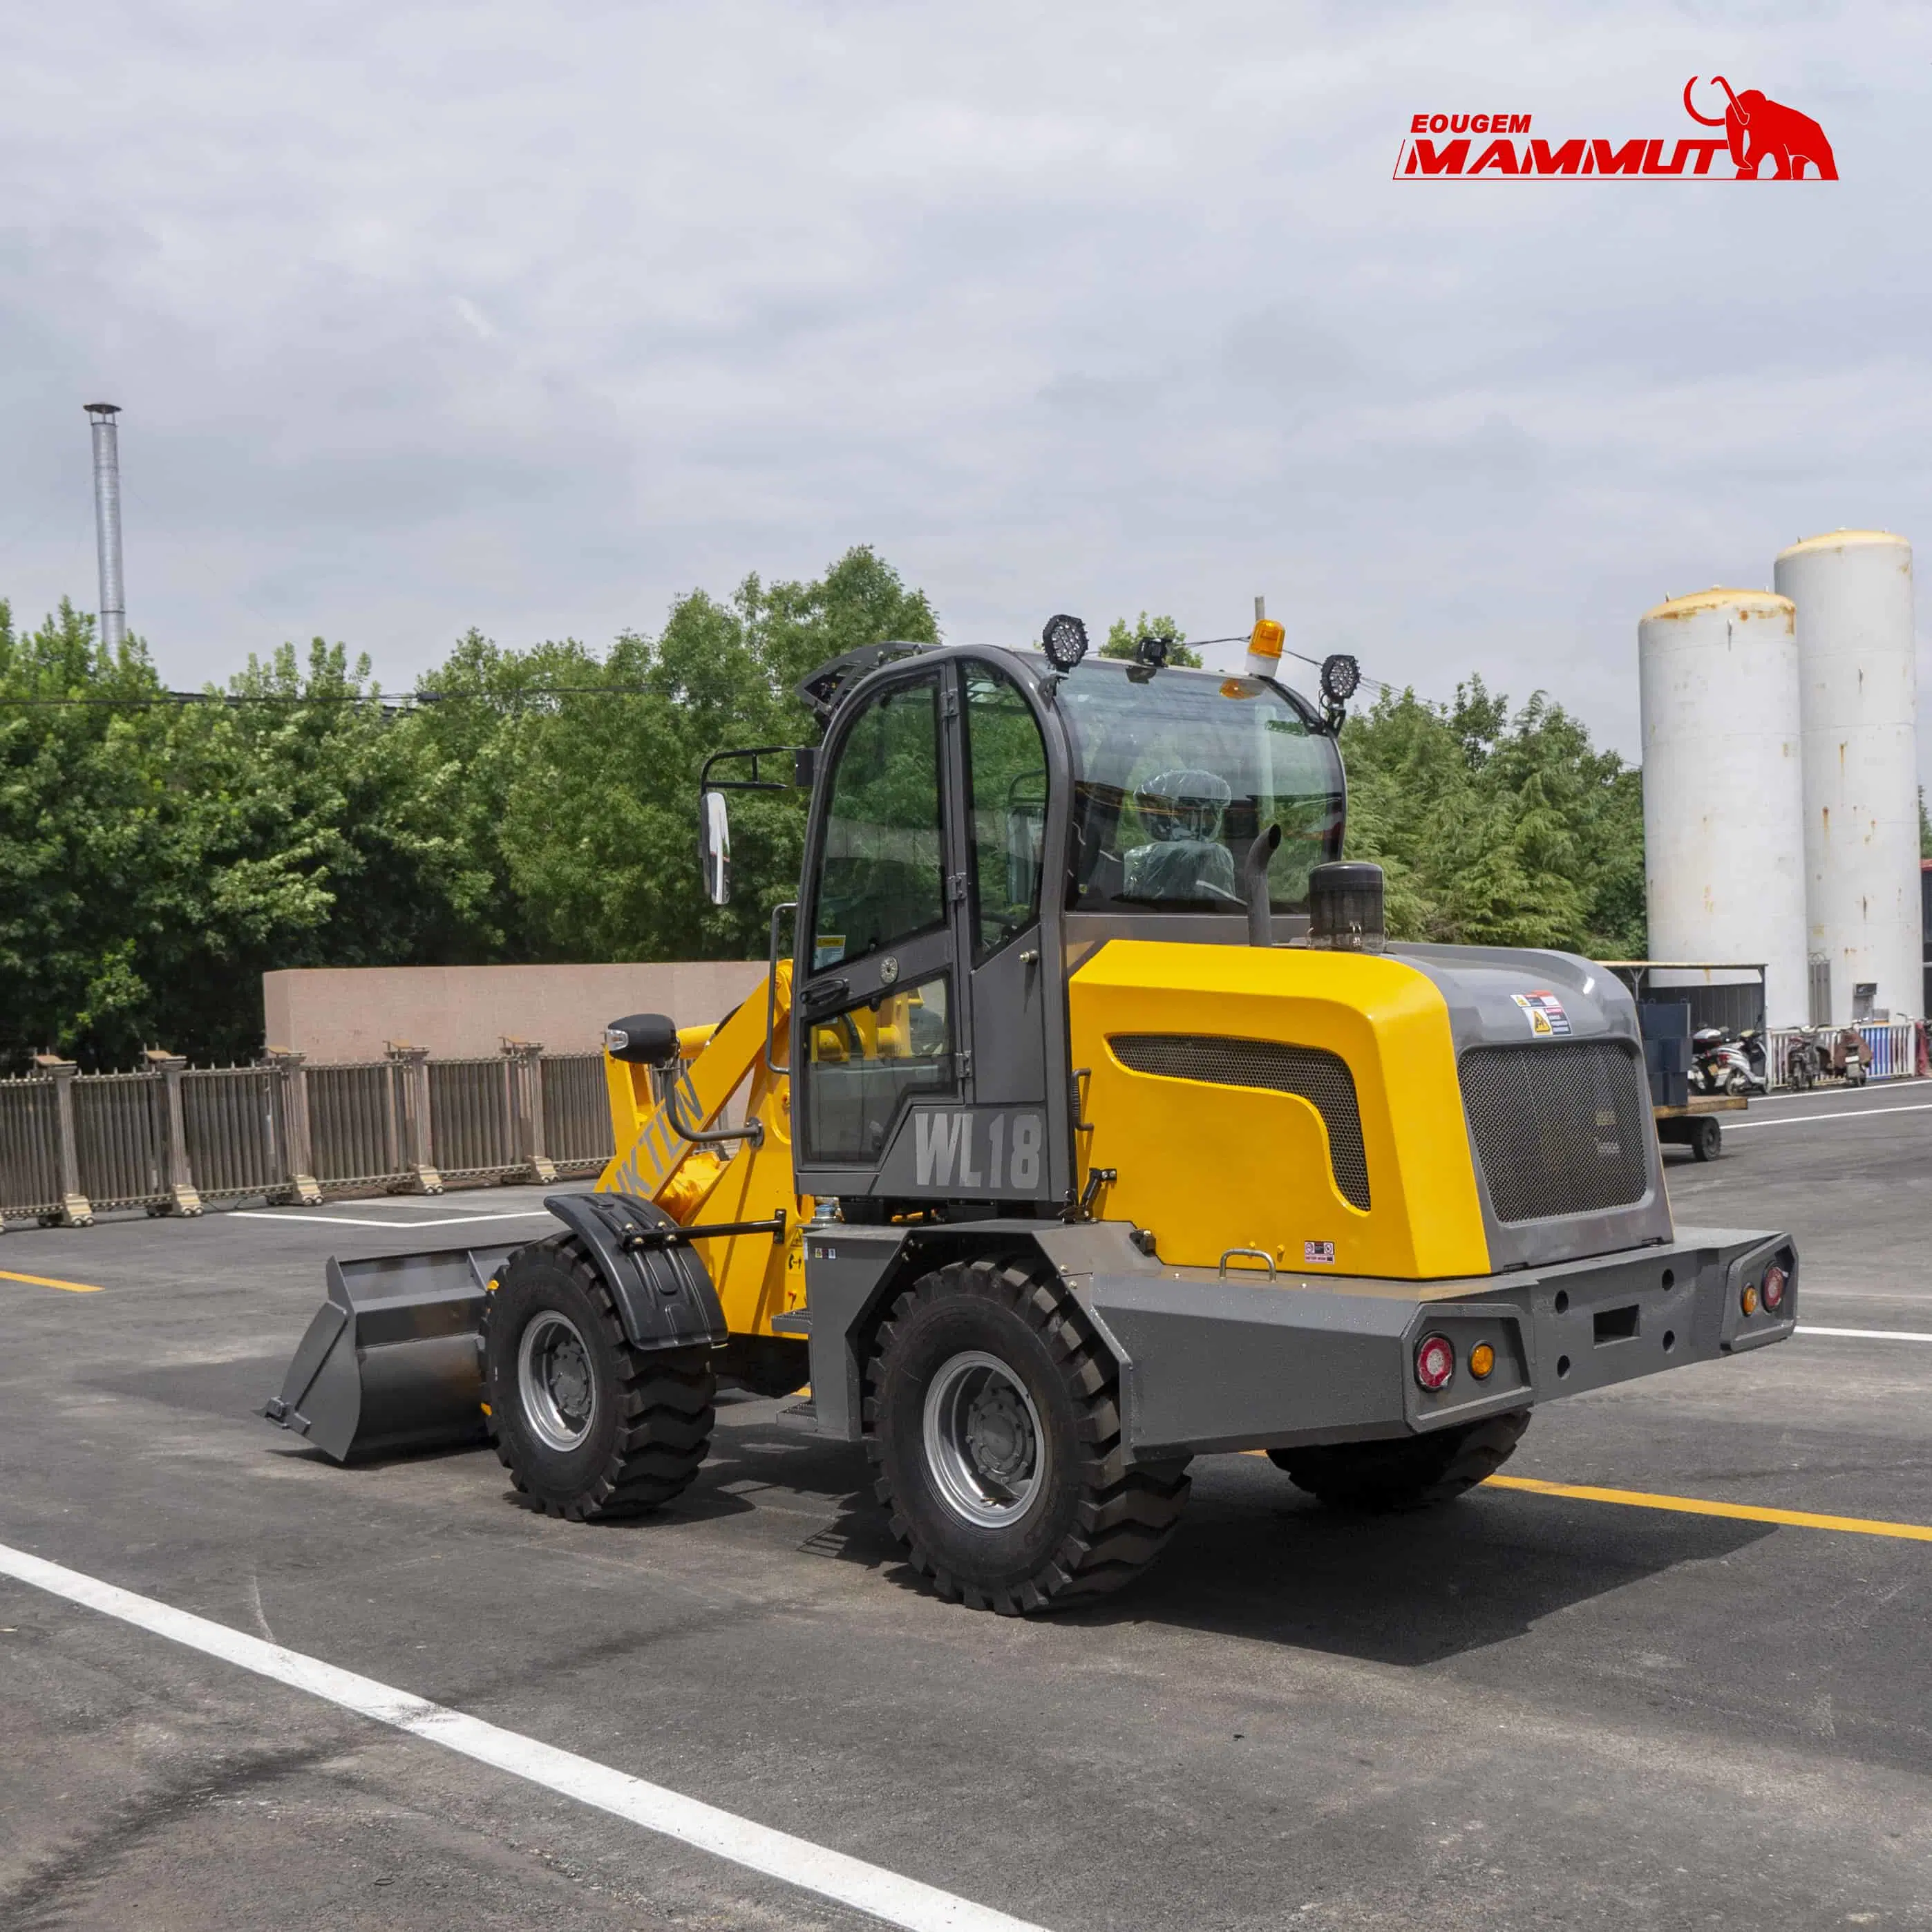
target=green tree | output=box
[1101,612,1203,669]
[0,604,510,1066]
[493,547,939,963]
[0,548,937,1064]
[0,550,1649,1065]
[1338,677,1645,957]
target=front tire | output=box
[867,1257,1191,1614]
[484,1236,715,1519]
[1269,1410,1529,1511]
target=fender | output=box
[540,1191,730,1353]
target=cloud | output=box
[1,0,1927,771]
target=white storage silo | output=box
[1774,530,1920,1023]
[1638,589,1810,1025]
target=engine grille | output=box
[1109,1034,1370,1209]
[1458,1040,1649,1224]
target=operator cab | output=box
[1056,661,1343,925]
[702,627,1347,1219]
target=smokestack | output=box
[84,402,125,650]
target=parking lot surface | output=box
[3,1082,1930,1931]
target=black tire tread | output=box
[865,1256,1191,1614]
[488,1235,714,1520]
[1269,1409,1530,1512]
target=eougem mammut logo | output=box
[1394,77,1837,180]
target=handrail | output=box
[764,902,797,1076]
[664,1069,764,1150]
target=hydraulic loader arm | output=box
[597,964,808,1337]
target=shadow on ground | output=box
[74,1361,1774,1672]
[701,1421,1775,1667]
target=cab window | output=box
[963,667,1048,960]
[1058,663,1345,914]
[803,977,954,1164]
[810,677,945,971]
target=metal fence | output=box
[428,1058,522,1183]
[183,1066,287,1202]
[71,1072,169,1212]
[308,1061,410,1191]
[1766,1021,1922,1087]
[0,1041,616,1229]
[0,1079,63,1220]
[542,1053,614,1175]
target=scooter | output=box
[1691,1027,1756,1097]
[1736,1027,1770,1093]
[1831,1026,1869,1087]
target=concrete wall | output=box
[262,961,768,1062]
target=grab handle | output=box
[764,902,797,1076]
[1219,1247,1277,1280]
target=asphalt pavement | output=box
[2,1086,1930,1931]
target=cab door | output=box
[958,659,1053,1143]
[793,656,1063,1213]
[793,668,969,1204]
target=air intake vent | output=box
[1108,1034,1370,1209]
[1459,1040,1649,1224]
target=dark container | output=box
[1307,862,1385,952]
[1638,998,1692,1040]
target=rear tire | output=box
[1269,1410,1529,1512]
[484,1235,714,1519]
[1691,1115,1722,1161]
[866,1256,1191,1614]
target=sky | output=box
[2,1,1927,761]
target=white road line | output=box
[1724,1104,1932,1131]
[0,1540,1046,1932]
[229,1209,558,1229]
[1797,1325,1932,1343]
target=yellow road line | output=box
[1485,1473,1932,1544]
[0,1267,104,1295]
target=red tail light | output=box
[1414,1334,1456,1391]
[1761,1262,1787,1313]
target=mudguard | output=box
[539,1191,729,1353]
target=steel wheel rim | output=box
[518,1309,596,1452]
[922,1349,1046,1529]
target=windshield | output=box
[1057,661,1345,915]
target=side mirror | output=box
[699,790,731,905]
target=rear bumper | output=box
[1081,1225,1797,1461]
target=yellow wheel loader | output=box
[266,618,1797,1614]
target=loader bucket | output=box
[262,1242,522,1462]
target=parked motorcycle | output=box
[1783,1028,1823,1092]
[1832,1026,1869,1086]
[1691,1027,1757,1097]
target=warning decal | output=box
[1512,990,1572,1037]
[1304,1240,1336,1266]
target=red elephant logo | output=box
[1684,76,1837,178]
